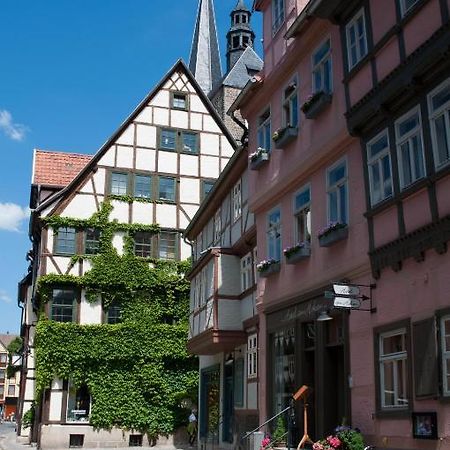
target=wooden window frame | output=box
[158,231,179,261]
[345,8,368,70]
[326,158,349,225]
[272,0,285,35]
[293,184,311,245]
[267,207,281,262]
[201,179,215,201]
[84,228,101,255]
[257,108,271,152]
[49,287,80,323]
[247,334,258,379]
[170,91,189,111]
[158,176,177,202]
[312,38,333,94]
[398,0,421,17]
[54,227,78,256]
[158,127,199,155]
[110,172,129,196]
[282,76,299,128]
[233,180,242,222]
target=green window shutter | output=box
[413,318,438,398]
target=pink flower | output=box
[326,436,341,448]
[260,437,271,450]
[312,443,324,450]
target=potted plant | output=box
[272,416,287,448]
[256,258,280,277]
[284,241,311,264]
[249,147,270,170]
[312,426,365,450]
[318,222,348,247]
[272,126,298,149]
[301,90,332,119]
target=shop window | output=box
[67,383,90,422]
[55,227,76,255]
[50,289,77,323]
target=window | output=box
[327,160,348,224]
[129,435,143,447]
[55,227,76,255]
[214,210,221,243]
[367,131,393,205]
[7,385,15,396]
[202,180,215,200]
[134,175,152,199]
[399,0,420,16]
[313,39,332,94]
[294,186,311,244]
[248,334,258,378]
[69,434,85,448]
[67,383,90,422]
[85,228,101,255]
[0,354,6,364]
[50,289,76,323]
[441,315,450,396]
[428,79,450,169]
[267,208,281,261]
[395,108,425,188]
[257,109,271,151]
[159,177,176,202]
[234,358,244,407]
[378,328,409,409]
[134,232,153,257]
[283,78,298,128]
[233,181,242,221]
[272,0,285,33]
[172,92,187,110]
[0,386,4,396]
[346,9,368,70]
[241,253,253,292]
[110,172,128,195]
[159,128,199,154]
[0,369,5,381]
[159,232,177,260]
[106,301,121,324]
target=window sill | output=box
[273,126,298,149]
[258,262,280,278]
[318,226,348,247]
[302,92,332,119]
[249,149,270,170]
[285,246,311,264]
[375,406,411,419]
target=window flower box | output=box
[284,242,311,264]
[249,147,270,170]
[301,91,332,119]
[318,222,348,247]
[256,259,280,277]
[273,126,298,149]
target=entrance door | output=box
[200,366,220,443]
[222,362,234,443]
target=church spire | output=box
[189,0,223,95]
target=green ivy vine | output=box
[34,201,197,438]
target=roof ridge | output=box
[35,149,93,158]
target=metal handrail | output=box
[241,405,292,441]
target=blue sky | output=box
[0,0,262,334]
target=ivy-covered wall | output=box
[33,201,197,438]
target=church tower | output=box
[226,0,255,72]
[189,0,222,95]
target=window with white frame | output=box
[294,186,311,244]
[214,210,221,244]
[313,39,332,94]
[395,107,426,188]
[241,253,253,292]
[346,9,368,70]
[233,181,242,221]
[67,383,91,422]
[267,208,281,261]
[428,79,450,169]
[327,160,348,224]
[272,0,285,33]
[398,0,420,16]
[247,334,258,378]
[367,130,393,205]
[283,78,298,128]
[441,315,450,396]
[379,328,409,409]
[257,108,271,151]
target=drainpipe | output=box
[229,109,248,146]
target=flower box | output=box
[301,91,332,119]
[257,260,280,278]
[249,148,270,170]
[285,244,311,264]
[318,224,348,247]
[273,126,298,149]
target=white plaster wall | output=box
[180,240,191,261]
[190,113,203,131]
[93,168,106,194]
[150,90,170,108]
[203,116,221,133]
[49,391,63,421]
[98,147,115,167]
[79,177,94,194]
[136,124,157,148]
[247,382,258,410]
[112,232,125,256]
[135,148,156,171]
[61,194,97,219]
[190,95,208,114]
[116,146,134,169]
[79,297,102,325]
[221,136,234,157]
[82,259,92,275]
[179,178,200,204]
[200,156,220,178]
[153,107,169,126]
[116,125,134,146]
[200,133,220,156]
[132,202,153,225]
[135,106,152,124]
[218,300,242,330]
[220,157,229,172]
[179,154,199,176]
[179,204,198,229]
[171,110,189,129]
[46,257,74,276]
[218,255,240,296]
[158,151,178,174]
[241,294,256,322]
[47,228,54,253]
[109,201,129,222]
[231,220,242,247]
[156,204,177,228]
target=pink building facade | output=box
[235,0,450,448]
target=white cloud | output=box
[0,109,28,141]
[0,290,12,304]
[0,203,29,232]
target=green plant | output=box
[21,402,35,429]
[272,416,287,445]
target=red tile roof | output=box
[33,149,92,187]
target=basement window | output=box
[69,435,84,448]
[129,435,143,447]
